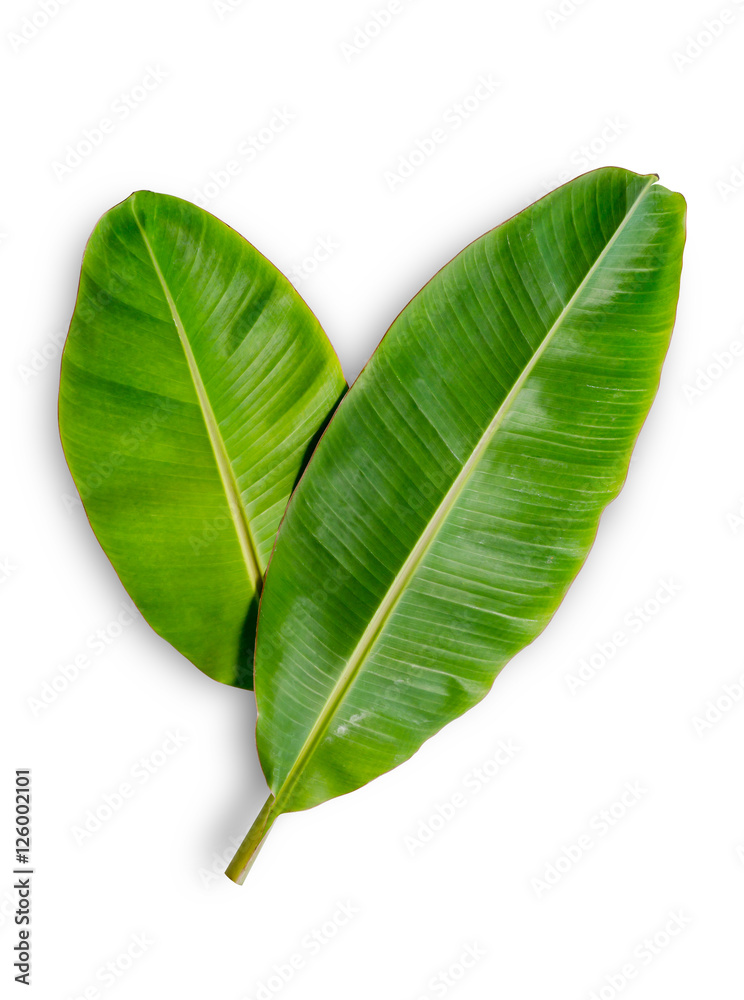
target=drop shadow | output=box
[291,385,347,492]
[235,592,260,690]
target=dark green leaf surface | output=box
[253,167,685,824]
[59,192,345,688]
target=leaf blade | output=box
[254,167,686,814]
[59,191,346,688]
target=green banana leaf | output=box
[59,191,346,689]
[227,167,686,881]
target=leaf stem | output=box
[225,794,278,884]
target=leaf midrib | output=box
[269,176,657,813]
[131,198,263,592]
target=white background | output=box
[3,0,744,997]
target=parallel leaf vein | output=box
[131,198,263,592]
